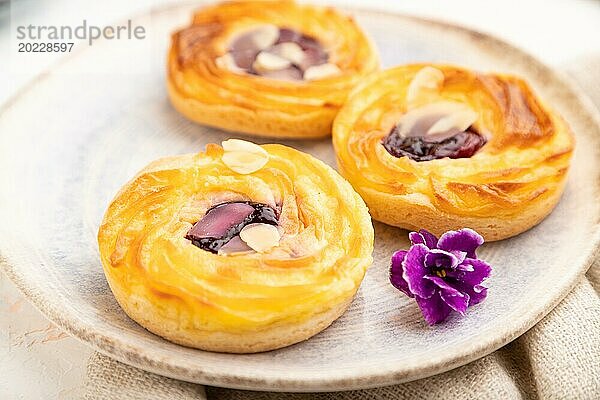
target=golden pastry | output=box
[98,140,373,353]
[332,64,574,241]
[167,0,378,138]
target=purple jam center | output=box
[229,27,328,80]
[185,201,279,254]
[382,125,486,162]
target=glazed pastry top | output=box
[168,0,378,114]
[333,64,574,218]
[98,143,373,331]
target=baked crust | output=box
[98,143,373,353]
[167,0,379,138]
[332,64,575,241]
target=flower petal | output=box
[454,281,488,305]
[389,250,413,297]
[453,258,491,305]
[440,289,469,315]
[408,230,439,248]
[425,275,469,314]
[460,258,492,287]
[423,229,439,248]
[470,285,488,305]
[415,292,452,325]
[452,250,467,265]
[437,228,484,258]
[456,263,474,272]
[402,244,436,299]
[424,249,463,270]
[408,231,426,246]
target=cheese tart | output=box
[167,0,378,139]
[332,64,574,241]
[98,140,373,353]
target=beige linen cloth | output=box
[83,59,600,400]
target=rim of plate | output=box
[1,2,600,392]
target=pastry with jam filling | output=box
[98,140,373,353]
[332,64,574,240]
[167,0,378,138]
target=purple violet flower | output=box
[390,228,491,325]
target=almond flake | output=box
[406,66,444,108]
[239,223,281,252]
[427,108,478,136]
[221,139,269,174]
[253,51,292,73]
[249,24,279,50]
[222,139,267,154]
[271,42,305,65]
[217,236,253,256]
[215,53,244,73]
[397,101,478,141]
[303,63,341,81]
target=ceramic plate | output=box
[1,2,599,392]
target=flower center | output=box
[435,269,447,278]
[185,201,279,254]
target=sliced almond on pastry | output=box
[218,236,254,256]
[239,223,281,252]
[259,66,303,81]
[253,51,292,72]
[215,53,245,73]
[396,101,478,142]
[406,66,444,108]
[427,107,478,136]
[303,63,341,81]
[250,24,280,50]
[269,42,305,65]
[221,139,269,174]
[222,139,268,154]
[228,25,279,59]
